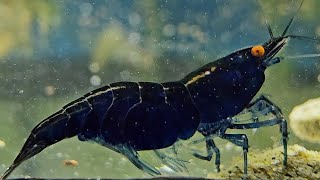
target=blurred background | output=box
[0,0,319,178]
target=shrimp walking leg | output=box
[119,145,161,176]
[218,133,249,176]
[192,138,221,172]
[153,150,188,172]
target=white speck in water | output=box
[120,70,131,80]
[163,24,176,37]
[128,32,141,44]
[89,62,100,73]
[90,75,102,86]
[18,89,24,94]
[128,12,141,26]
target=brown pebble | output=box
[63,160,79,167]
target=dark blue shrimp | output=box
[0,81,200,179]
[1,0,318,179]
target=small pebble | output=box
[289,97,320,143]
[271,159,280,165]
[63,160,79,167]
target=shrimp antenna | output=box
[281,0,305,37]
[283,0,320,44]
[255,0,274,39]
[287,35,320,43]
[287,53,320,59]
[265,20,274,39]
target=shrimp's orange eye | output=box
[251,45,265,57]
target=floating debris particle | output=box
[44,85,55,96]
[88,62,100,73]
[63,160,79,167]
[208,144,320,179]
[163,24,176,37]
[128,32,141,44]
[289,97,320,143]
[0,139,6,148]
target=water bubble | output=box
[90,75,102,86]
[18,89,24,94]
